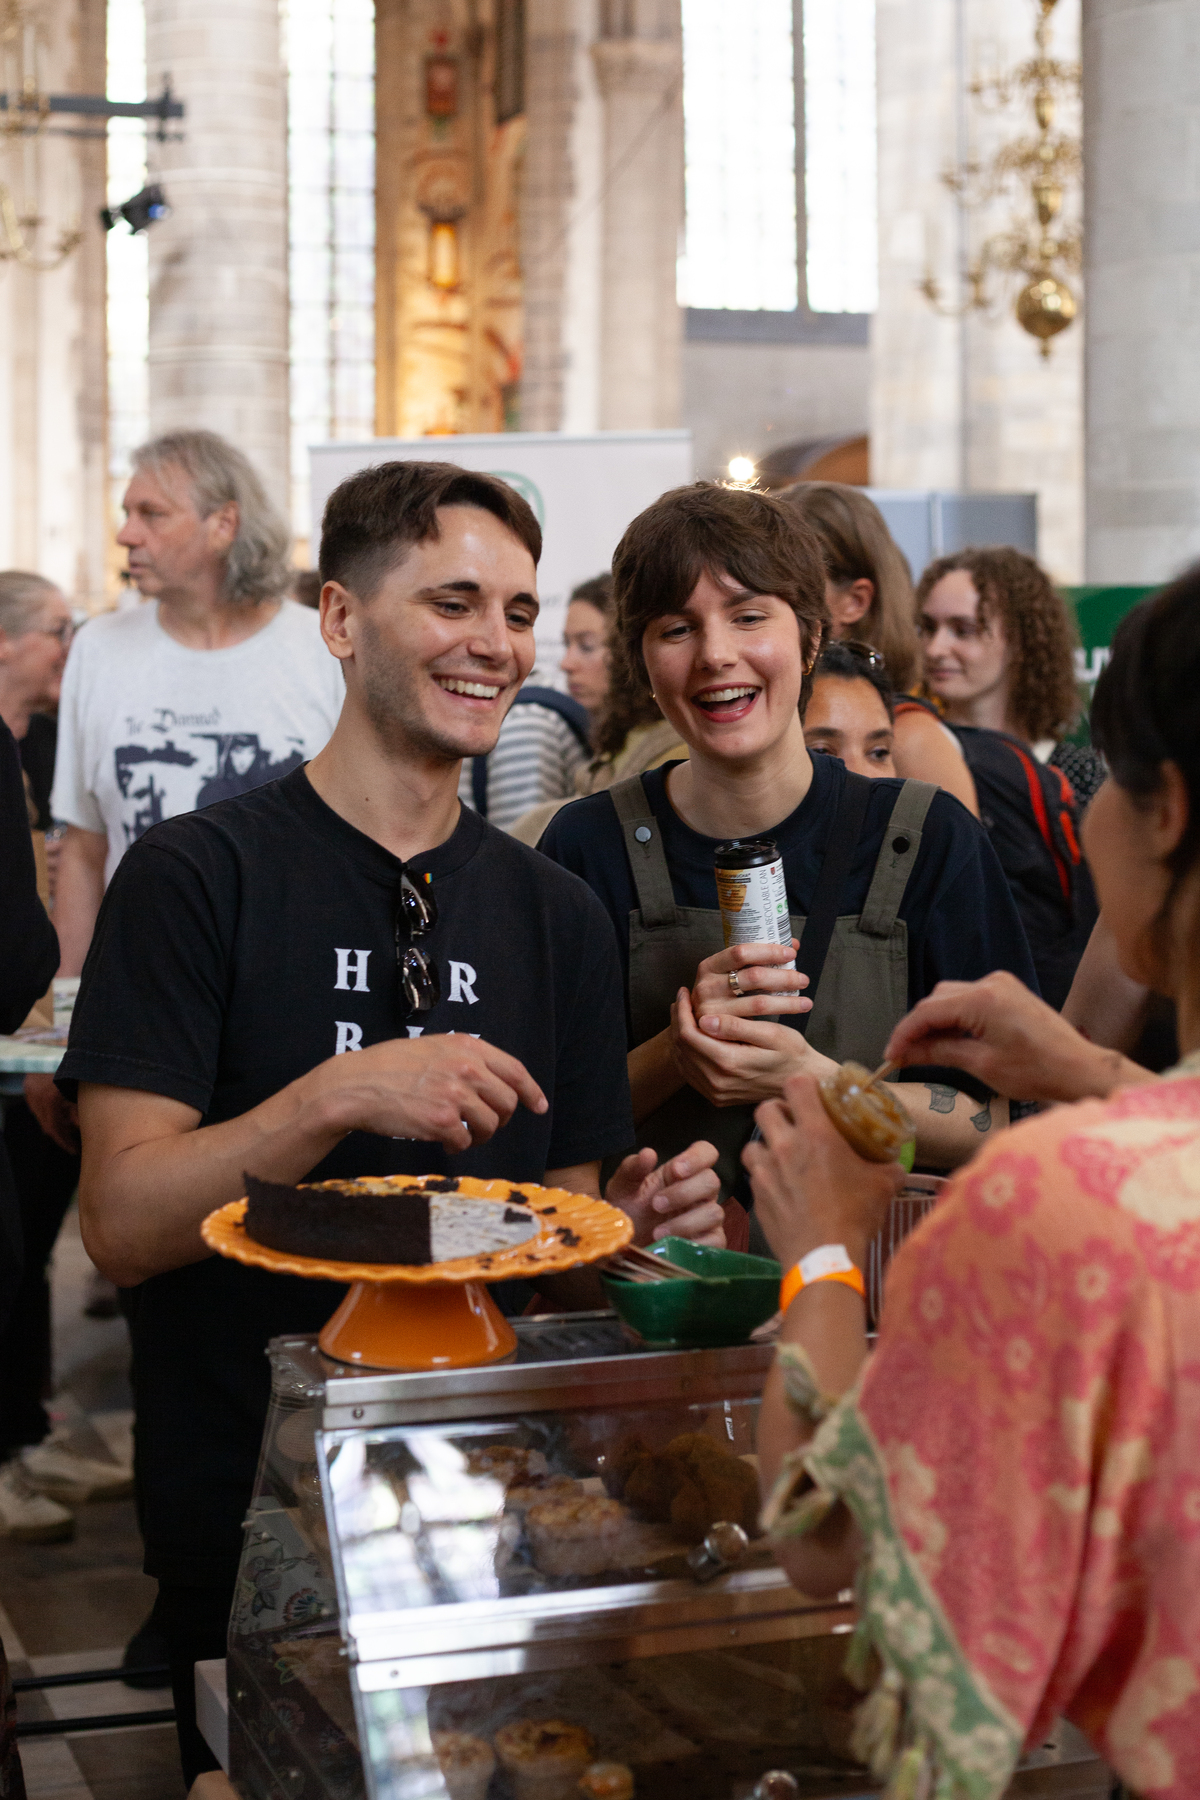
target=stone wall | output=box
[145,0,290,511]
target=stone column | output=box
[0,0,108,599]
[145,0,289,511]
[1084,0,1200,581]
[591,1,684,430]
[521,0,581,431]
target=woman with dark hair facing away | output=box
[916,548,1100,1007]
[803,639,896,780]
[780,482,979,814]
[538,483,1037,1237]
[751,572,1200,1795]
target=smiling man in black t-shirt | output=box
[57,461,722,1786]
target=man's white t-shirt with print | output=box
[52,599,345,885]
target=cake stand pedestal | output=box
[200,1182,634,1373]
[317,1278,516,1369]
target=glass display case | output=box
[226,1315,1108,1800]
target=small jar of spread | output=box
[818,1061,916,1171]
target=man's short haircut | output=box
[131,429,292,607]
[0,570,61,639]
[318,461,543,599]
[612,482,829,711]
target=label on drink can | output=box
[714,853,795,965]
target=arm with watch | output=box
[743,1072,903,1598]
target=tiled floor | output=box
[4,1205,185,1799]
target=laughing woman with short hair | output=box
[538,484,1037,1235]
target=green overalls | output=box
[608,773,938,1202]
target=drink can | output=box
[713,839,795,966]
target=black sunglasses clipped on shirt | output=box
[395,869,441,1019]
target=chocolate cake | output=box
[244,1174,432,1264]
[241,1173,542,1266]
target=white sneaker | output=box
[20,1431,134,1504]
[0,1459,75,1542]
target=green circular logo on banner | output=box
[487,470,545,527]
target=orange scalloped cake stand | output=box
[200,1176,633,1372]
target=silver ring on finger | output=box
[728,970,742,998]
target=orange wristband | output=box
[779,1246,865,1313]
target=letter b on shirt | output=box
[334,948,371,992]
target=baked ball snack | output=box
[578,1764,634,1800]
[524,1493,630,1577]
[494,1720,595,1800]
[605,1431,760,1545]
[432,1730,496,1800]
[465,1446,550,1485]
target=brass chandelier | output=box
[919,0,1081,358]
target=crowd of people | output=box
[1,439,1196,1796]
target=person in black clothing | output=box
[0,573,86,1542]
[57,462,721,1786]
[0,712,60,1800]
[916,549,1101,1004]
[538,483,1038,1243]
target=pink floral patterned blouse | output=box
[784,1056,1200,1798]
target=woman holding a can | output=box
[537,483,1037,1235]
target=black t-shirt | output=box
[538,755,1039,1044]
[19,712,57,831]
[58,766,633,1584]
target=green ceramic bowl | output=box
[601,1237,782,1349]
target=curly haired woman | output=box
[916,546,1104,807]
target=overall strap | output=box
[795,770,873,1031]
[858,779,937,937]
[609,776,679,929]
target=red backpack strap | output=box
[1009,741,1071,900]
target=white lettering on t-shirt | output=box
[334,1021,363,1055]
[448,961,479,1004]
[333,948,371,992]
[405,1026,425,1038]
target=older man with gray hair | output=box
[50,430,344,971]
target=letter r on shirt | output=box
[335,1020,363,1055]
[448,961,478,1005]
[334,948,371,992]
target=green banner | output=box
[1061,585,1156,743]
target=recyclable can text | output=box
[713,840,795,965]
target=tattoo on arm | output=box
[970,1103,993,1133]
[924,1082,957,1115]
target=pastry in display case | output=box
[223,1317,1109,1800]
